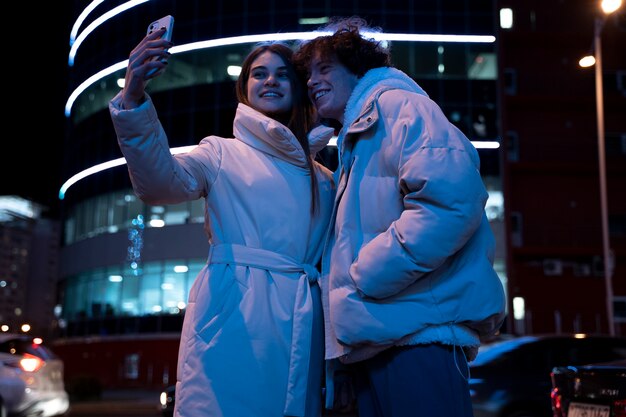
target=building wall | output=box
[60,222,209,278]
[497,0,626,335]
[0,210,60,338]
[53,334,180,390]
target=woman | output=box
[109,28,335,417]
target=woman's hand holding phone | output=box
[121,15,175,109]
[145,15,174,77]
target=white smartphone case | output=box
[146,15,174,76]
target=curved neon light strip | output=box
[65,31,495,116]
[58,140,499,199]
[70,0,106,45]
[61,31,497,199]
[472,141,500,149]
[69,0,150,66]
[59,146,196,200]
[65,61,128,117]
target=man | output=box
[294,17,507,417]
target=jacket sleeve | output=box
[109,92,220,205]
[350,96,489,299]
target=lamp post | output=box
[594,16,614,336]
[580,0,622,336]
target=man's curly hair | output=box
[293,16,392,78]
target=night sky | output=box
[3,5,70,218]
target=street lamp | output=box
[579,0,622,336]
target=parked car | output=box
[469,334,626,417]
[550,359,626,417]
[1,361,24,417]
[0,334,69,417]
[158,334,626,417]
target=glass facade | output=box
[61,257,204,336]
[64,190,205,245]
[59,184,506,337]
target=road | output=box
[67,389,162,417]
[67,389,356,416]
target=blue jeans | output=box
[351,344,474,417]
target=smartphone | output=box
[146,15,174,77]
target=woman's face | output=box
[247,51,293,118]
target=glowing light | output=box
[69,0,150,66]
[579,55,596,68]
[65,31,495,117]
[298,17,330,25]
[20,354,43,372]
[601,0,622,14]
[227,65,242,76]
[60,138,498,201]
[149,219,165,227]
[513,297,525,320]
[472,141,501,149]
[0,196,41,221]
[500,8,513,29]
[62,31,498,200]
[59,145,197,199]
[70,0,106,45]
[370,33,495,43]
[65,60,127,116]
[59,155,127,199]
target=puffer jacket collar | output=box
[335,67,428,170]
[341,67,428,137]
[234,103,334,168]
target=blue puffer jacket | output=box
[320,67,507,364]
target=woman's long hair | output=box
[236,43,321,215]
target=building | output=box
[496,0,626,335]
[55,0,505,390]
[0,196,60,339]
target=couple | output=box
[109,16,506,417]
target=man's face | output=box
[307,52,359,125]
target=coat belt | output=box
[208,243,319,417]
